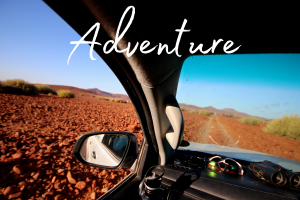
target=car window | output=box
[177,54,300,168]
[0,1,143,199]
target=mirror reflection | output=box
[80,134,128,167]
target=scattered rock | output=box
[38,137,46,144]
[12,165,23,174]
[91,192,96,200]
[8,192,22,199]
[15,132,20,138]
[54,182,61,190]
[92,180,97,189]
[101,170,108,176]
[54,194,63,200]
[57,169,64,173]
[101,187,109,193]
[61,179,67,184]
[51,176,56,183]
[59,139,70,147]
[66,171,76,184]
[33,172,40,180]
[75,181,86,190]
[86,177,91,182]
[18,181,27,186]
[12,152,22,159]
[3,186,17,196]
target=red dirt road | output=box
[182,112,300,162]
[0,93,143,200]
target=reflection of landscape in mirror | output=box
[177,54,300,162]
[80,134,128,167]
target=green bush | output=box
[48,93,52,96]
[240,117,269,125]
[114,98,126,103]
[97,96,107,100]
[240,117,258,125]
[35,84,56,95]
[187,110,197,114]
[180,107,185,111]
[57,90,75,98]
[263,115,300,140]
[256,118,269,124]
[198,109,210,115]
[0,79,39,95]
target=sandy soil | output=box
[0,93,143,200]
[182,112,300,162]
[1,92,299,199]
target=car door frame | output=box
[42,1,162,199]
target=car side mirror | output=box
[73,131,138,170]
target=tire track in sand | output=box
[197,116,213,144]
[207,115,237,147]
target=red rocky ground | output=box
[2,91,300,199]
[0,93,143,200]
[182,112,300,162]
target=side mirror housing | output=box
[73,131,138,170]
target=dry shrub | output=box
[126,100,131,103]
[114,98,126,103]
[48,93,52,96]
[241,117,269,125]
[187,110,197,114]
[35,84,56,94]
[96,96,106,100]
[263,115,300,140]
[240,117,258,125]
[256,118,269,124]
[198,109,210,115]
[180,107,185,111]
[57,90,75,98]
[0,79,39,95]
[80,94,83,96]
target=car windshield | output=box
[177,54,300,171]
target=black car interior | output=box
[44,1,300,199]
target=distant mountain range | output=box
[87,88,255,118]
[44,84,266,119]
[179,103,252,117]
[88,88,130,101]
[179,103,269,120]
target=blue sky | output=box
[1,1,299,119]
[177,54,300,119]
[0,1,124,94]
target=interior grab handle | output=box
[165,95,184,149]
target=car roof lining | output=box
[43,1,300,88]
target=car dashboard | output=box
[151,150,300,200]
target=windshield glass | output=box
[177,54,300,170]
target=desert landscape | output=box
[0,83,299,199]
[182,112,300,161]
[0,86,143,200]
